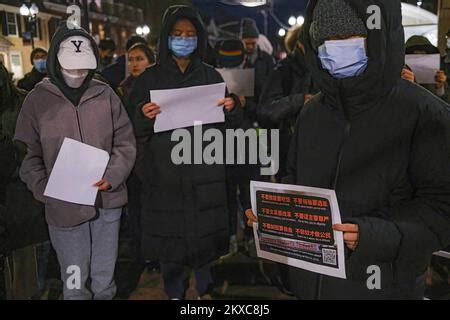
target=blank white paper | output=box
[44,138,110,206]
[216,68,255,97]
[151,83,226,133]
[405,54,441,84]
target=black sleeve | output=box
[281,115,300,185]
[347,100,450,267]
[130,72,154,139]
[258,63,304,129]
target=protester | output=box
[119,44,155,117]
[240,18,275,109]
[114,43,155,298]
[215,39,258,254]
[132,5,243,300]
[1,62,49,299]
[402,35,448,103]
[247,0,450,300]
[14,23,136,300]
[257,25,318,296]
[101,35,148,89]
[97,38,117,71]
[17,48,47,92]
[258,25,318,181]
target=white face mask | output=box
[60,68,89,88]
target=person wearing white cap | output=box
[13,23,136,300]
[57,35,97,89]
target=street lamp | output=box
[240,0,267,7]
[288,16,296,26]
[20,2,39,50]
[278,28,286,37]
[136,25,150,37]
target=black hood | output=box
[47,22,99,106]
[302,0,405,118]
[157,5,207,63]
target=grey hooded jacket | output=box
[14,77,136,227]
[14,24,136,228]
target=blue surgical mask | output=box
[318,38,368,79]
[34,59,47,73]
[169,36,198,58]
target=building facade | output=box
[0,0,145,80]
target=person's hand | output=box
[304,94,313,104]
[333,224,359,251]
[245,209,258,227]
[218,97,235,112]
[435,70,447,90]
[238,96,246,108]
[401,68,415,82]
[94,179,112,191]
[142,102,161,120]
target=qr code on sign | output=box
[322,248,337,266]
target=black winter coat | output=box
[258,48,318,179]
[17,68,46,92]
[285,0,450,300]
[0,73,47,254]
[243,47,274,108]
[132,6,243,267]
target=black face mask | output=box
[101,55,114,65]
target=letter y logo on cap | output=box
[71,40,83,53]
[57,36,97,70]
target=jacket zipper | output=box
[75,106,84,142]
[316,120,351,300]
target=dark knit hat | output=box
[240,18,260,39]
[215,39,245,68]
[405,35,440,55]
[126,35,148,51]
[309,0,367,50]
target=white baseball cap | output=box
[57,36,97,70]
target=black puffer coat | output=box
[17,68,46,92]
[285,0,450,299]
[132,6,243,267]
[258,48,318,179]
[0,63,47,254]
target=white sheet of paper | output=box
[405,54,440,84]
[44,138,110,206]
[151,83,226,133]
[250,181,346,279]
[216,68,255,97]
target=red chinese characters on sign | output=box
[261,207,293,218]
[295,228,332,240]
[262,223,294,235]
[293,197,328,208]
[260,193,291,203]
[294,212,330,223]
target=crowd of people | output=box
[0,0,449,300]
